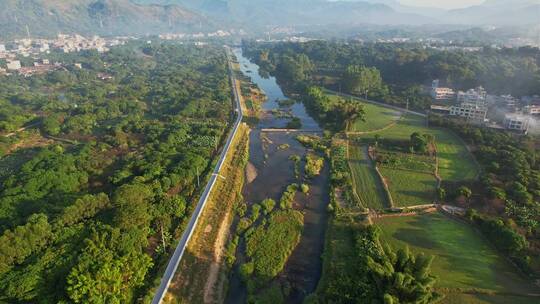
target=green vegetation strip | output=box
[245,210,304,280]
[347,143,388,210]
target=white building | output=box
[504,114,530,133]
[524,105,540,115]
[0,44,5,52]
[430,79,456,100]
[449,103,487,123]
[6,60,21,70]
[431,87,456,100]
[488,94,517,107]
[457,86,487,105]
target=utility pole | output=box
[196,167,200,188]
[160,223,166,249]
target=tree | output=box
[335,98,365,131]
[457,186,472,199]
[0,214,52,275]
[113,183,153,230]
[343,65,383,97]
[66,227,152,304]
[42,114,62,136]
[367,246,439,304]
[410,132,428,153]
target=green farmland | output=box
[336,92,479,209]
[376,212,539,303]
[348,143,389,209]
[360,114,479,182]
[379,167,437,206]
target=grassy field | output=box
[328,94,401,133]
[360,114,479,182]
[379,167,437,206]
[376,213,539,302]
[348,143,389,210]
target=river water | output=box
[225,49,329,303]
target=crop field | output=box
[379,167,437,206]
[358,114,479,182]
[375,149,436,174]
[376,212,539,303]
[348,143,389,210]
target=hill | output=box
[137,0,435,28]
[0,0,210,39]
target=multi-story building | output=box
[431,87,456,100]
[504,114,530,133]
[430,79,456,100]
[457,86,487,105]
[524,105,540,115]
[449,103,488,123]
[6,60,21,70]
[0,44,5,52]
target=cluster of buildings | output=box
[430,80,540,134]
[159,30,236,40]
[0,34,128,76]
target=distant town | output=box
[0,30,238,77]
[430,80,540,134]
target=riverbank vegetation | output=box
[231,184,304,302]
[0,42,234,303]
[305,154,324,178]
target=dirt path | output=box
[203,211,231,304]
[346,115,402,136]
[373,207,438,218]
[2,122,41,138]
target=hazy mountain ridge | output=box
[1,0,539,39]
[168,0,435,26]
[0,0,209,39]
[444,0,540,25]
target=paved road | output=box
[151,46,243,304]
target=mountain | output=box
[0,0,210,39]
[137,0,435,27]
[444,0,540,25]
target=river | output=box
[225,48,329,303]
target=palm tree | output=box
[336,98,365,131]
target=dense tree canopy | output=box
[0,42,234,302]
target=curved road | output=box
[151,46,243,304]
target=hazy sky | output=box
[400,0,484,9]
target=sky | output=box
[400,0,484,9]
